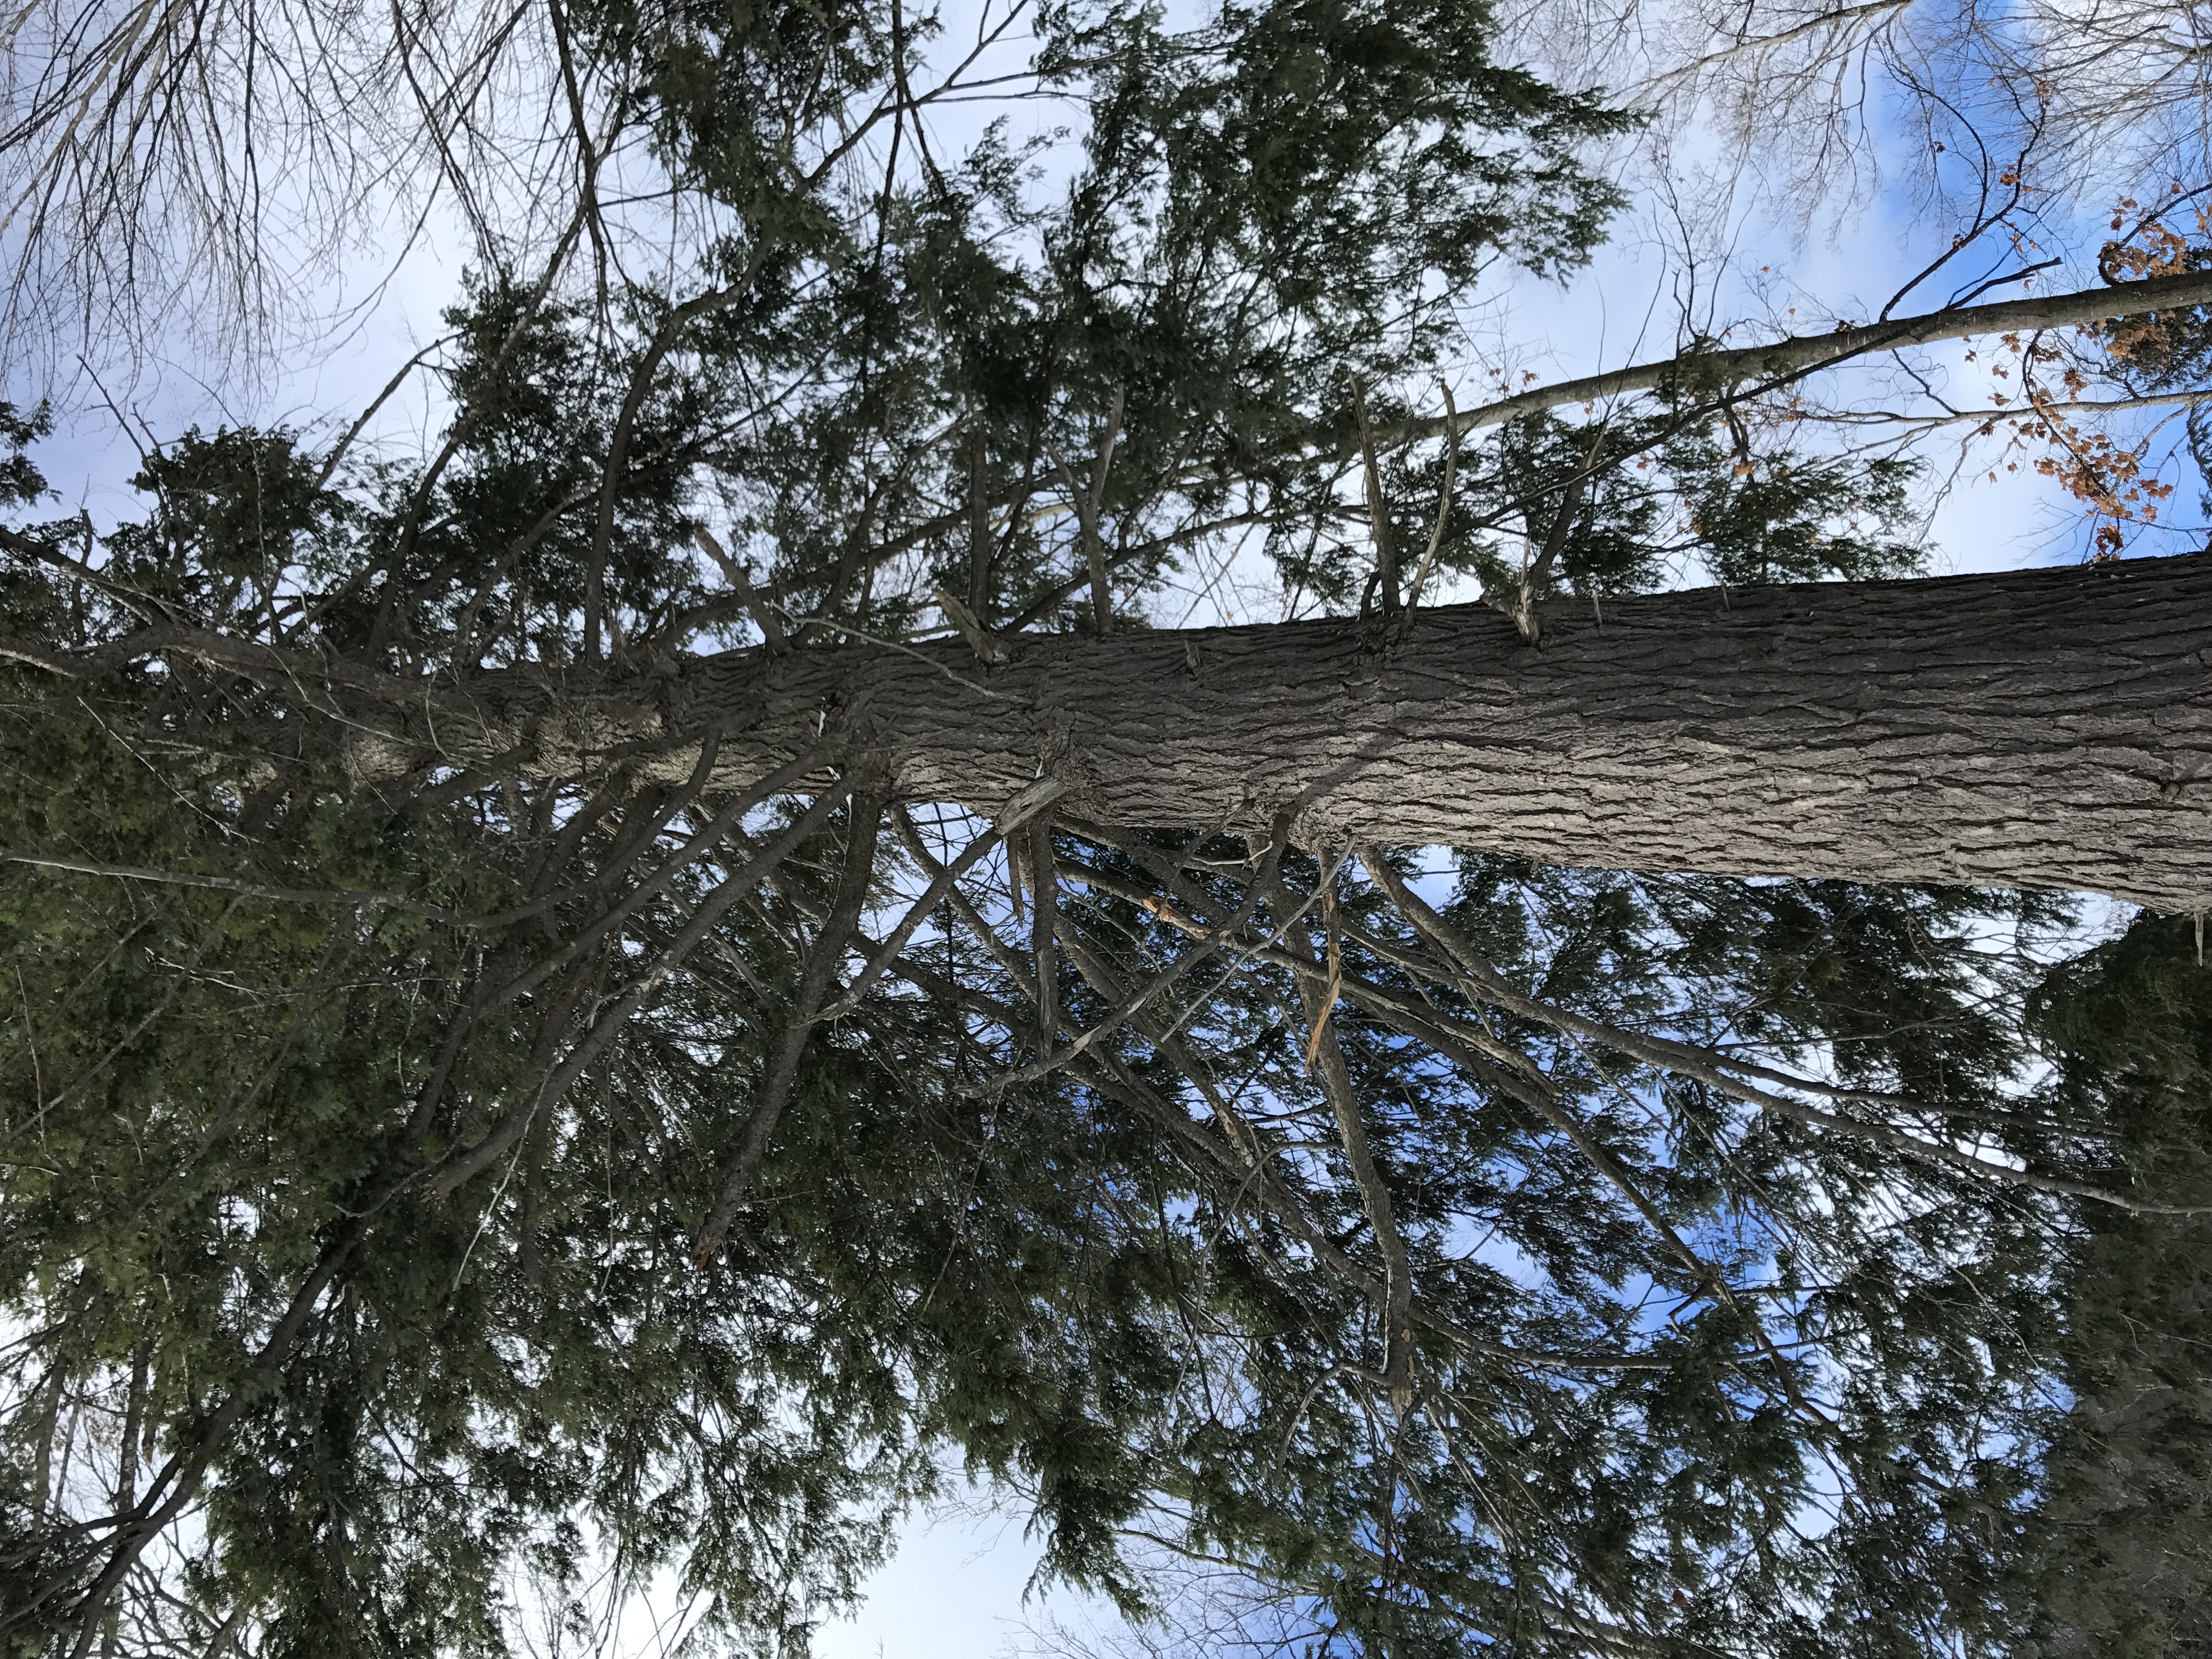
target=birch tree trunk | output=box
[383,552,2212,910]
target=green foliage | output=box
[2018,915,2212,1658]
[0,404,49,510]
[1361,406,1925,621]
[1671,449,1923,589]
[0,672,1142,1652]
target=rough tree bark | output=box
[349,552,2212,910]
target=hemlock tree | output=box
[2,0,2211,1655]
[2022,912,2212,1658]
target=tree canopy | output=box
[3,0,2211,1655]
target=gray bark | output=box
[392,553,2212,911]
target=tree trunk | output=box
[1376,267,2212,444]
[424,553,2212,911]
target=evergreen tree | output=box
[2020,916,2212,1659]
[2,1,2210,1654]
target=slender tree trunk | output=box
[1375,267,2212,443]
[387,553,2212,910]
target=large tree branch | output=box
[1267,862,1418,1408]
[692,791,884,1263]
[1384,268,2212,443]
[1626,0,1914,102]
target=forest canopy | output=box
[2,0,2211,1655]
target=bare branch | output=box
[692,789,885,1263]
[1378,269,2212,447]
